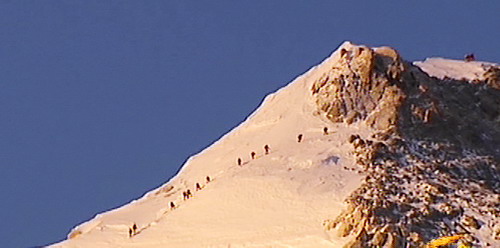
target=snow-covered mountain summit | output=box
[51,42,499,248]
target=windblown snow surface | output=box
[414,58,497,81]
[51,42,497,248]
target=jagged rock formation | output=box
[317,44,500,247]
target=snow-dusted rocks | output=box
[314,44,499,247]
[52,42,499,248]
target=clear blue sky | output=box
[0,1,498,247]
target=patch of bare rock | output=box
[317,44,499,247]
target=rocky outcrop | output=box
[317,43,500,247]
[313,44,500,158]
[312,45,406,130]
[483,65,500,90]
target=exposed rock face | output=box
[312,45,406,130]
[483,65,500,90]
[317,44,500,247]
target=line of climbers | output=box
[169,176,211,211]
[238,144,271,166]
[129,126,332,238]
[128,176,212,238]
[236,127,330,166]
[128,223,138,238]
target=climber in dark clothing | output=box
[251,151,256,159]
[464,53,475,62]
[298,134,303,143]
[206,176,211,183]
[264,145,270,154]
[323,127,328,135]
[183,191,188,200]
[196,183,202,191]
[129,228,133,237]
[186,189,192,198]
[237,158,242,166]
[170,201,176,210]
[132,223,137,235]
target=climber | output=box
[464,53,475,62]
[186,189,192,198]
[264,145,270,154]
[196,183,202,191]
[323,127,328,135]
[237,158,242,166]
[297,134,303,143]
[182,191,188,200]
[170,201,176,210]
[132,223,138,235]
[206,176,211,183]
[128,227,133,237]
[251,151,256,160]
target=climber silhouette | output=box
[264,145,270,154]
[464,53,475,62]
[323,127,328,135]
[132,223,137,235]
[251,151,256,159]
[298,134,303,143]
[237,158,242,166]
[196,183,202,191]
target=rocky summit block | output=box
[318,43,500,248]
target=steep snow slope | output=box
[52,42,499,248]
[52,42,373,248]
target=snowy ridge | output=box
[51,42,499,248]
[52,41,372,248]
[414,58,497,81]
